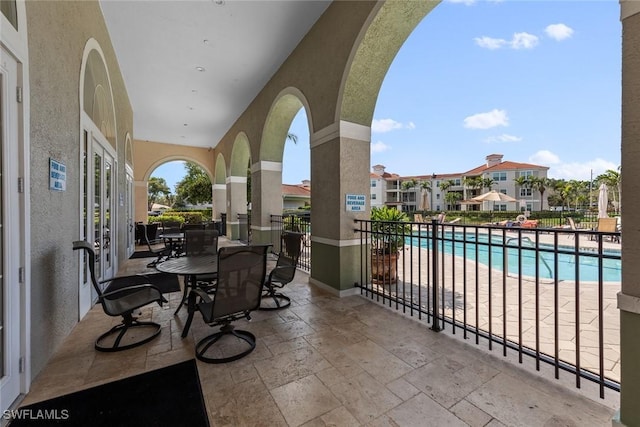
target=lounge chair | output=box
[414,213,424,223]
[592,217,620,242]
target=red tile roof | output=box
[282,184,310,197]
[464,160,548,176]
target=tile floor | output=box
[18,245,619,427]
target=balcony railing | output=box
[270,213,311,272]
[354,219,621,398]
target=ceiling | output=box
[100,0,331,149]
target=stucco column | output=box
[134,180,148,223]
[617,3,640,426]
[309,121,370,295]
[212,183,226,222]
[226,176,247,240]
[250,161,283,245]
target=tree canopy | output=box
[175,162,212,206]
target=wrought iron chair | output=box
[181,244,270,363]
[72,240,167,352]
[142,223,173,267]
[260,232,304,310]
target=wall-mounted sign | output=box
[345,194,366,212]
[49,158,66,191]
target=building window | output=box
[495,204,507,211]
[371,180,377,187]
[499,189,507,194]
[371,194,377,200]
[453,178,461,186]
[520,188,532,197]
[436,194,440,199]
[517,170,534,178]
[492,172,507,181]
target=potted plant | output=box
[370,206,411,284]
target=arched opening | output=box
[78,39,118,317]
[252,88,312,245]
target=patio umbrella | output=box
[471,190,518,203]
[598,183,609,218]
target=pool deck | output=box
[391,225,622,384]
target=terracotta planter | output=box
[371,251,399,285]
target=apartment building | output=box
[372,154,549,212]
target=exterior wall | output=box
[620,6,640,426]
[370,176,384,208]
[25,0,132,377]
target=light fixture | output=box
[195,66,205,72]
[213,0,225,5]
[183,123,188,126]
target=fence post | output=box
[431,218,442,332]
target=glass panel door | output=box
[91,139,115,294]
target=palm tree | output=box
[529,176,549,211]
[596,168,621,213]
[481,177,496,191]
[439,180,453,210]
[463,176,483,200]
[514,176,530,209]
[419,180,432,211]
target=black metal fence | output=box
[270,213,311,272]
[354,219,621,398]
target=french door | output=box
[0,46,23,414]
[79,123,116,317]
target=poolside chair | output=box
[181,245,270,363]
[594,217,619,242]
[142,223,173,267]
[414,213,424,223]
[260,232,304,310]
[72,240,166,352]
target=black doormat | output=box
[105,272,180,294]
[8,359,209,427]
[129,250,156,259]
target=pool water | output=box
[408,231,621,282]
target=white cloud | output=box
[529,151,617,180]
[371,141,391,153]
[530,150,560,165]
[511,32,539,49]
[484,133,522,143]
[464,109,509,129]
[372,118,415,133]
[475,32,539,50]
[446,0,476,5]
[474,36,507,50]
[545,23,574,41]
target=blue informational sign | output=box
[345,194,366,212]
[50,158,66,191]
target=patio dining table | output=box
[155,254,218,316]
[158,232,185,257]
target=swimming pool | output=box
[408,231,621,282]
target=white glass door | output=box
[92,139,115,290]
[0,45,22,414]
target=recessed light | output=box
[196,66,205,72]
[183,123,188,127]
[191,89,198,93]
[214,0,225,5]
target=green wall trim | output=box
[310,240,360,291]
[621,310,640,425]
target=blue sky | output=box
[155,0,621,190]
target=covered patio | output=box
[21,247,617,426]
